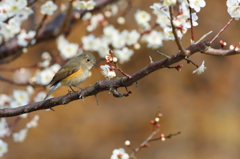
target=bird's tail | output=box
[44,82,59,100]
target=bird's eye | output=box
[86,58,90,62]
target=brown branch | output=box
[169,5,188,56]
[202,47,240,56]
[186,0,194,43]
[0,0,118,64]
[0,40,211,117]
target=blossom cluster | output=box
[226,0,240,19]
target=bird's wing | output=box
[49,59,80,86]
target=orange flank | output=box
[64,67,83,80]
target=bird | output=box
[44,52,96,100]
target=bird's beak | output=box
[93,63,98,67]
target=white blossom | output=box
[14,7,33,21]
[13,90,30,105]
[100,65,116,79]
[135,10,151,24]
[163,0,177,6]
[0,94,11,107]
[227,0,240,19]
[146,30,164,49]
[26,115,39,128]
[189,0,206,12]
[13,128,28,142]
[34,91,48,102]
[164,27,184,40]
[192,61,207,75]
[0,118,8,138]
[82,34,101,51]
[57,35,79,60]
[40,1,57,15]
[75,0,96,10]
[17,30,36,47]
[122,30,141,46]
[114,47,134,64]
[0,139,8,157]
[4,0,27,17]
[35,68,55,85]
[110,148,129,159]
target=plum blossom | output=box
[17,30,36,47]
[110,148,129,159]
[114,47,134,64]
[226,0,240,19]
[100,65,116,79]
[192,61,207,75]
[13,128,28,142]
[40,1,57,15]
[189,0,206,12]
[0,139,8,157]
[57,35,79,60]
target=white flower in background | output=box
[146,30,164,49]
[0,12,7,22]
[75,1,86,10]
[100,65,116,79]
[26,86,34,95]
[13,90,30,105]
[0,94,11,107]
[14,7,33,21]
[0,139,8,157]
[34,91,48,102]
[192,61,206,75]
[50,63,61,73]
[26,115,39,128]
[41,52,52,61]
[87,13,104,32]
[0,118,8,138]
[122,30,141,46]
[13,68,31,84]
[135,10,151,25]
[82,34,101,51]
[110,148,129,159]
[189,0,206,12]
[35,68,55,85]
[40,1,57,15]
[85,0,96,10]
[111,33,126,49]
[164,27,184,40]
[17,30,36,47]
[163,0,177,6]
[98,44,110,58]
[4,0,27,17]
[156,13,170,28]
[117,17,125,25]
[178,12,198,28]
[39,60,50,68]
[114,47,134,64]
[13,128,28,142]
[1,19,21,41]
[150,3,163,15]
[227,0,240,19]
[75,0,96,10]
[103,25,119,40]
[82,12,92,21]
[57,35,79,60]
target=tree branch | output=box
[0,40,211,117]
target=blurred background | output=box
[1,0,240,159]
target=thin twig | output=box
[210,18,234,44]
[195,30,212,44]
[169,6,187,56]
[130,129,160,158]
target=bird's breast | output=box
[61,67,89,86]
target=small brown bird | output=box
[44,52,96,100]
